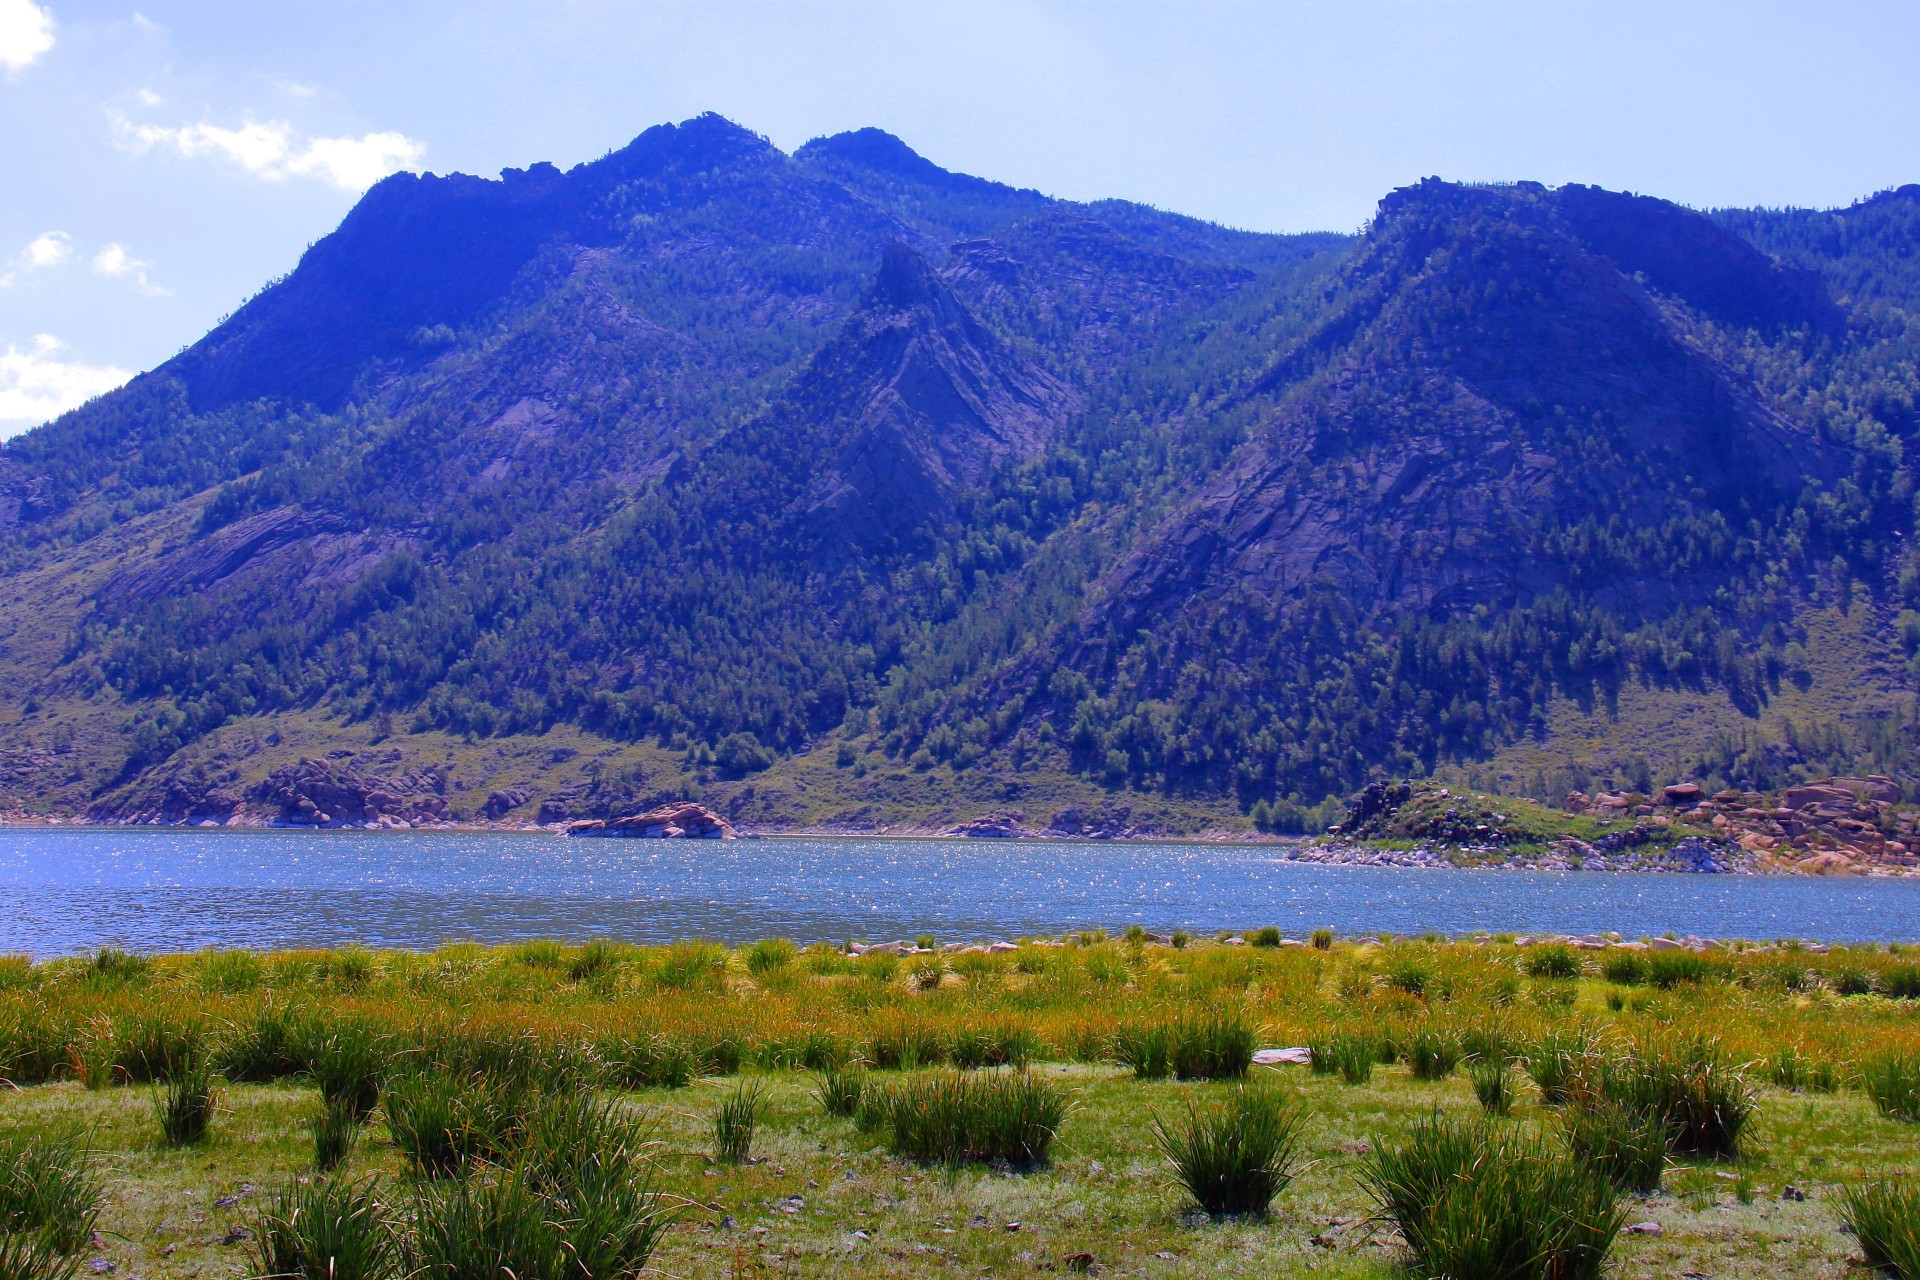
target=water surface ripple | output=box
[3,827,1918,956]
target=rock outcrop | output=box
[563,801,737,839]
[256,756,452,828]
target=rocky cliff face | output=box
[1089,179,1840,639]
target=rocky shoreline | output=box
[1283,836,1765,874]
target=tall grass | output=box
[1861,1053,1920,1123]
[712,1081,761,1164]
[312,1097,362,1172]
[218,1002,307,1081]
[1523,945,1584,979]
[815,1066,867,1118]
[598,1032,696,1089]
[1363,1114,1623,1280]
[1593,1038,1757,1159]
[0,1232,80,1280]
[1841,1180,1920,1278]
[0,1133,101,1252]
[743,938,797,975]
[252,1178,397,1280]
[1527,1030,1602,1106]
[307,1021,387,1120]
[870,1071,1069,1167]
[1116,1024,1172,1080]
[383,1073,524,1178]
[1408,1027,1462,1081]
[1152,1086,1305,1217]
[1170,1014,1255,1081]
[1471,1056,1518,1115]
[1561,1101,1669,1193]
[154,1051,217,1146]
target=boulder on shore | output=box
[563,801,736,839]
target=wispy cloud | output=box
[0,335,132,437]
[91,242,168,295]
[2,231,164,294]
[0,0,54,73]
[117,114,425,192]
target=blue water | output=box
[2,827,1918,957]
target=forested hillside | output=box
[1,115,1916,832]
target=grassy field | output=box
[3,935,1919,1279]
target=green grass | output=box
[712,1079,762,1164]
[152,1052,216,1146]
[1470,1055,1518,1115]
[3,934,1920,1277]
[1861,1052,1920,1122]
[1169,1013,1255,1081]
[866,1070,1069,1167]
[0,1133,100,1252]
[0,1232,81,1280]
[1841,1179,1920,1278]
[1152,1086,1305,1217]
[1363,1113,1623,1280]
[251,1178,397,1280]
[1560,1099,1670,1193]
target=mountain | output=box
[2,116,1917,833]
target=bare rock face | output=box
[257,756,452,828]
[482,788,531,820]
[944,812,1032,838]
[564,801,736,839]
[98,767,244,826]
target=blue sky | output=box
[2,0,1918,435]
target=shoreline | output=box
[3,815,1916,875]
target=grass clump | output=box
[0,1233,81,1280]
[1644,951,1715,989]
[712,1080,762,1164]
[1471,1056,1518,1115]
[1153,1086,1306,1218]
[815,1066,867,1117]
[312,1097,362,1172]
[1526,1030,1601,1106]
[742,937,797,976]
[1561,1100,1670,1193]
[1408,1026,1462,1081]
[599,1031,696,1089]
[1170,1013,1255,1081]
[1115,1024,1172,1080]
[1363,1114,1623,1280]
[1596,1038,1756,1159]
[252,1178,397,1280]
[1312,1033,1376,1085]
[1523,945,1584,979]
[307,1021,386,1121]
[153,1051,217,1146]
[1841,1179,1920,1278]
[383,1074,523,1178]
[0,1133,101,1253]
[1861,1053,1920,1123]
[871,1070,1069,1167]
[1883,963,1920,1000]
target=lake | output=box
[3,827,1919,957]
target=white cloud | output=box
[0,0,54,73]
[23,230,70,269]
[91,242,167,295]
[118,114,425,192]
[0,335,131,436]
[285,131,425,191]
[136,87,162,107]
